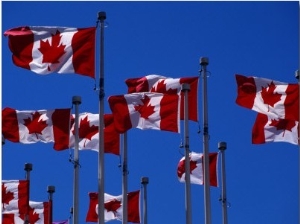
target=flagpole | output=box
[141,177,149,224]
[218,142,228,224]
[200,57,212,224]
[24,163,32,224]
[122,133,128,224]
[47,185,55,224]
[181,83,192,224]
[97,11,106,224]
[295,69,300,224]
[72,96,81,224]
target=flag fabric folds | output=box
[177,152,219,186]
[2,180,29,215]
[2,107,71,150]
[4,26,96,78]
[126,74,199,121]
[108,92,180,133]
[69,113,120,155]
[235,74,299,121]
[2,201,49,224]
[252,113,299,145]
[86,190,140,223]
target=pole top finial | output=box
[295,70,299,80]
[98,11,106,21]
[24,163,32,171]
[47,185,55,193]
[200,57,209,66]
[181,83,191,92]
[218,142,227,150]
[72,96,82,105]
[141,176,149,184]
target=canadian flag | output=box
[235,74,299,120]
[4,26,96,78]
[2,180,29,215]
[252,113,299,145]
[2,107,71,150]
[69,113,120,155]
[86,190,140,223]
[177,152,219,186]
[2,201,49,224]
[108,92,180,133]
[126,74,199,121]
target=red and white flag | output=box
[126,74,199,121]
[4,26,96,78]
[177,152,219,186]
[69,113,120,155]
[86,190,140,223]
[2,201,49,224]
[108,92,180,133]
[252,113,299,145]
[235,74,299,121]
[2,107,71,150]
[2,180,29,215]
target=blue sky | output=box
[1,1,299,224]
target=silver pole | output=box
[295,70,300,224]
[141,177,149,224]
[72,96,81,224]
[200,57,212,224]
[182,83,192,224]
[47,185,55,224]
[218,142,228,224]
[122,133,128,224]
[98,11,106,224]
[24,163,32,224]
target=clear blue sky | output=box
[1,1,299,224]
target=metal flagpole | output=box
[295,69,300,224]
[200,57,212,224]
[181,83,192,224]
[141,177,149,224]
[97,11,106,224]
[218,142,228,224]
[72,96,81,224]
[122,133,128,224]
[47,185,55,224]
[24,163,32,224]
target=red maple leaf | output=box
[177,158,198,178]
[23,112,48,139]
[269,119,296,137]
[104,199,121,217]
[38,30,66,71]
[2,184,15,210]
[134,95,156,119]
[261,81,282,110]
[72,116,98,147]
[19,206,40,224]
[150,80,178,94]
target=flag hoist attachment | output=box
[47,185,55,224]
[97,11,106,224]
[141,177,149,224]
[200,57,212,224]
[295,69,300,224]
[24,163,32,224]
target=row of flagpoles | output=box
[2,10,299,224]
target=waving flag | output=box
[86,190,140,223]
[2,180,29,215]
[177,152,218,186]
[69,113,120,155]
[4,26,96,78]
[126,74,199,121]
[2,107,71,150]
[252,113,299,145]
[108,92,180,133]
[3,201,49,224]
[235,74,299,120]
